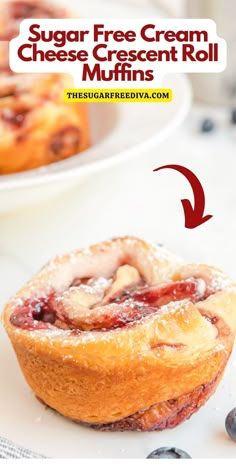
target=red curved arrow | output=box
[153,164,213,229]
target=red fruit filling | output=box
[49,126,81,156]
[113,279,203,306]
[10,2,60,20]
[10,265,213,332]
[11,2,41,19]
[1,107,30,127]
[10,296,57,330]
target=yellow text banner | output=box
[64,88,173,102]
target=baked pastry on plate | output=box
[0,0,67,41]
[0,0,90,174]
[3,237,236,431]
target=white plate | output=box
[0,0,191,213]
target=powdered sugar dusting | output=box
[210,272,232,292]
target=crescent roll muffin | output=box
[2,237,236,431]
[0,0,89,174]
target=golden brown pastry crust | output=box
[2,237,236,430]
[0,1,89,174]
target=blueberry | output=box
[225,407,236,441]
[201,118,215,133]
[231,109,236,124]
[147,447,191,459]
